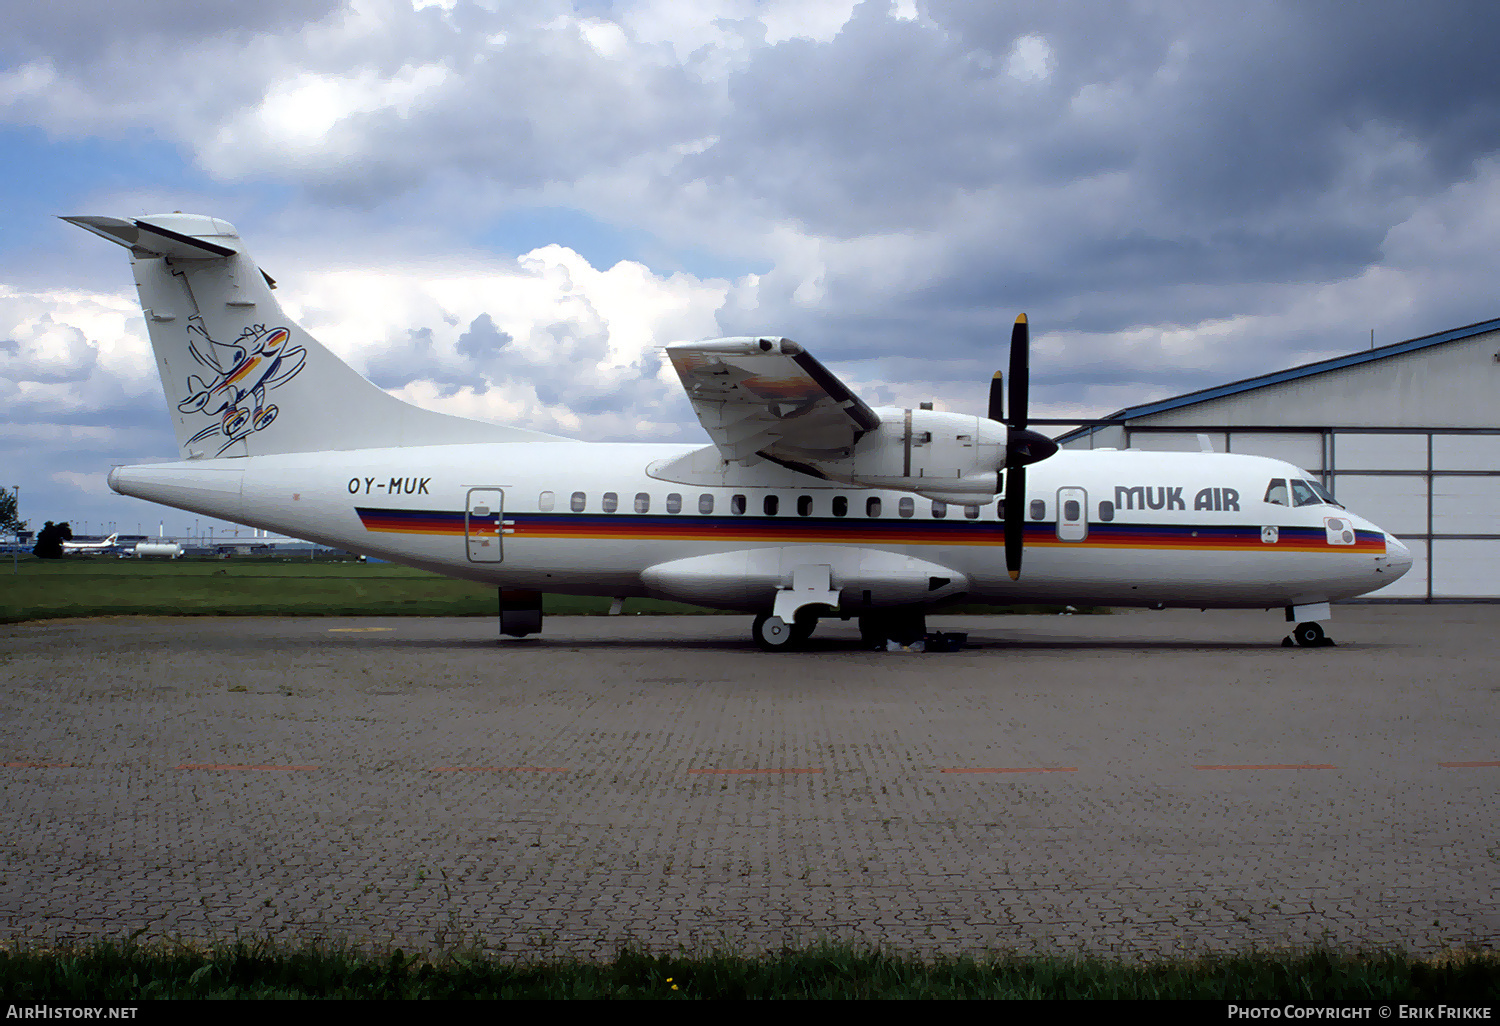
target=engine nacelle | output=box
[816,408,1007,504]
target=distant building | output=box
[1058,317,1500,600]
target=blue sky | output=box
[5,0,1500,536]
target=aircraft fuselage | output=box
[108,443,1410,612]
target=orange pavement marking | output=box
[4,762,73,768]
[175,764,317,771]
[1439,761,1500,768]
[688,768,823,774]
[1194,764,1336,770]
[941,767,1077,774]
[432,766,568,772]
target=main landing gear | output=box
[751,613,818,651]
[751,608,929,651]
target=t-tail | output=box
[64,214,564,458]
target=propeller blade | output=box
[987,371,1004,422]
[1005,465,1025,580]
[1008,313,1029,433]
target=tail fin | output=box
[64,214,565,458]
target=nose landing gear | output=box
[1282,620,1337,648]
[1281,602,1337,648]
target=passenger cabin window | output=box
[832,496,848,517]
[1265,478,1289,506]
[797,495,813,516]
[731,494,746,515]
[1063,499,1081,521]
[1029,499,1046,520]
[539,490,555,511]
[666,493,682,514]
[635,492,650,514]
[931,500,947,519]
[899,497,915,518]
[764,495,779,516]
[570,491,586,512]
[602,492,618,513]
[699,493,714,515]
[964,505,980,519]
[866,497,882,517]
[1098,500,1115,522]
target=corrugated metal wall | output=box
[1105,426,1500,600]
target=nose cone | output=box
[1381,534,1413,580]
[1009,428,1059,467]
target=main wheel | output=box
[790,614,818,645]
[1292,621,1325,647]
[752,613,796,651]
[858,609,927,649]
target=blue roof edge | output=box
[1056,315,1500,442]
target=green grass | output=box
[0,556,1102,624]
[0,939,1495,1000]
[0,556,717,624]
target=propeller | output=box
[999,313,1059,581]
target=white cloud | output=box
[1005,33,1054,83]
[50,469,114,495]
[272,242,728,438]
[0,286,155,392]
[237,63,450,151]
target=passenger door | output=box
[466,488,504,563]
[1056,487,1088,542]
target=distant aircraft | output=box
[67,213,1412,649]
[61,533,120,554]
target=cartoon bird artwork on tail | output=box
[178,320,307,456]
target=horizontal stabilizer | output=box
[61,215,239,259]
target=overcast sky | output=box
[4,0,1500,537]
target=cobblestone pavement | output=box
[1,606,1496,960]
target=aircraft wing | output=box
[665,337,881,467]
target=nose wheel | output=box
[1283,621,1336,648]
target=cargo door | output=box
[466,488,504,562]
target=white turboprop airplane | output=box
[61,532,121,554]
[66,213,1413,649]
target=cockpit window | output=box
[1306,479,1342,507]
[1289,479,1319,507]
[1269,475,1343,509]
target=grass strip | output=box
[0,939,1496,1000]
[0,557,716,622]
[0,557,1102,624]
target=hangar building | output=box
[1056,317,1500,600]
